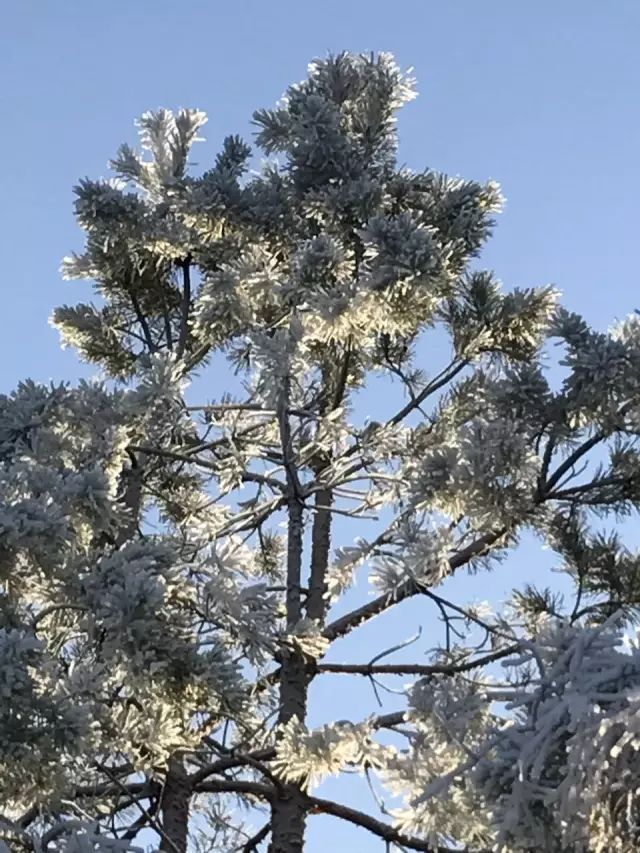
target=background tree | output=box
[3,52,640,852]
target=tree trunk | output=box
[270,480,308,852]
[268,652,309,853]
[268,784,307,853]
[306,487,333,623]
[269,371,338,852]
[160,754,191,853]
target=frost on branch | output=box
[272,718,395,789]
[0,379,252,820]
[384,671,495,849]
[473,617,640,851]
[369,518,454,594]
[387,618,640,852]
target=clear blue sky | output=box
[2,1,640,849]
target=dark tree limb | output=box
[176,259,192,358]
[306,793,461,852]
[388,358,469,427]
[129,443,286,492]
[194,779,274,800]
[188,748,276,789]
[242,822,271,851]
[315,646,518,678]
[324,528,508,641]
[129,291,157,353]
[194,774,476,853]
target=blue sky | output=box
[2,1,640,849]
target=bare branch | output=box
[129,291,157,353]
[98,763,176,853]
[121,795,160,841]
[543,431,608,493]
[19,781,157,829]
[306,794,459,852]
[31,603,87,628]
[369,710,406,729]
[193,779,274,801]
[548,475,630,501]
[324,528,508,641]
[186,403,313,419]
[194,774,471,852]
[188,749,276,789]
[241,821,270,851]
[388,359,469,427]
[315,646,518,678]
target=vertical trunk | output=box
[306,487,333,623]
[269,490,335,852]
[269,363,339,852]
[268,656,309,852]
[270,497,309,853]
[305,350,344,625]
[268,783,306,853]
[160,754,191,853]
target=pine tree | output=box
[3,51,640,852]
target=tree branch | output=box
[193,779,274,800]
[543,431,607,493]
[241,822,270,851]
[548,475,630,501]
[388,359,469,427]
[18,781,156,828]
[369,710,406,729]
[31,603,87,628]
[176,259,191,358]
[98,763,176,853]
[324,528,507,641]
[121,795,160,841]
[195,772,465,852]
[129,444,286,492]
[186,403,313,419]
[188,749,276,789]
[129,291,157,353]
[315,646,518,678]
[306,794,458,852]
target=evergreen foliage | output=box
[3,52,640,852]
